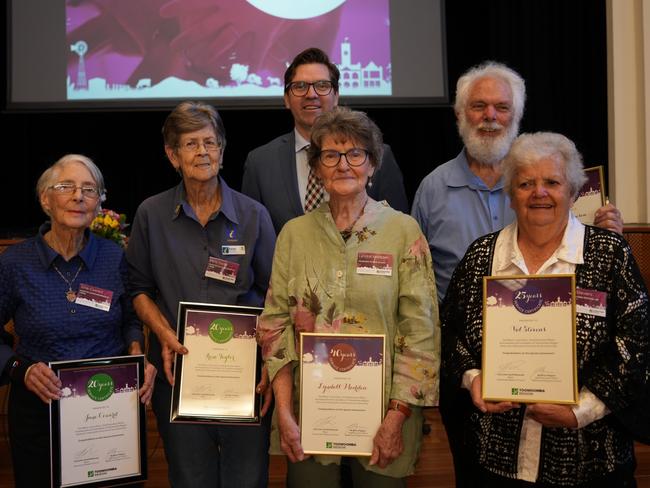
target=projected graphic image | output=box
[65,0,391,101]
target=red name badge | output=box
[75,283,114,312]
[205,256,240,284]
[356,252,393,276]
[576,288,607,317]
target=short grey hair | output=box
[503,132,588,199]
[308,107,383,170]
[162,101,226,150]
[36,154,107,214]
[454,61,526,126]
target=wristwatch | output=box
[387,399,412,418]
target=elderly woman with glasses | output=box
[0,154,155,487]
[441,132,649,487]
[257,107,440,487]
[126,101,276,487]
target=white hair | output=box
[36,154,107,215]
[454,61,526,127]
[503,132,588,199]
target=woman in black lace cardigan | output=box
[441,132,649,487]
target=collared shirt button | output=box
[336,270,343,278]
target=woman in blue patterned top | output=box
[0,154,156,487]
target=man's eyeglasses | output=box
[49,183,101,199]
[319,148,369,167]
[178,139,222,153]
[286,80,334,97]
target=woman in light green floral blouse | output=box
[257,107,441,487]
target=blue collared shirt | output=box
[412,149,515,302]
[0,224,144,376]
[126,177,276,372]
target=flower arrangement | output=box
[91,209,129,247]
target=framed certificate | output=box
[299,333,385,456]
[482,275,578,404]
[49,355,147,488]
[572,165,605,225]
[170,302,262,424]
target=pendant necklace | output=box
[340,197,368,242]
[51,262,84,302]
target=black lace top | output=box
[441,226,650,485]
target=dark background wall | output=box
[0,1,607,236]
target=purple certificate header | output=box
[485,277,573,315]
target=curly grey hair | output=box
[503,132,588,199]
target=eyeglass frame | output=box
[177,139,222,153]
[318,148,370,168]
[48,183,102,199]
[285,80,336,97]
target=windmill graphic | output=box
[70,40,88,89]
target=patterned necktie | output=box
[304,149,324,212]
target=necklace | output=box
[339,198,368,241]
[51,262,84,302]
[44,231,85,261]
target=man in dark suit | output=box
[242,47,408,233]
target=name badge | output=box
[575,288,607,317]
[205,256,240,284]
[75,283,113,312]
[356,252,393,276]
[222,245,246,256]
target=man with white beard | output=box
[412,61,622,303]
[412,61,622,488]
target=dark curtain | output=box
[0,0,607,235]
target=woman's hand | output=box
[256,364,273,417]
[133,294,187,386]
[158,326,188,386]
[128,340,157,405]
[526,403,578,428]
[369,410,405,468]
[272,363,307,463]
[139,361,157,405]
[277,406,307,463]
[470,375,520,414]
[24,362,62,404]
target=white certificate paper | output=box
[171,303,261,423]
[482,275,578,404]
[572,166,605,225]
[300,333,385,456]
[50,356,146,488]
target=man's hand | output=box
[593,202,623,235]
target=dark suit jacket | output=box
[242,131,409,233]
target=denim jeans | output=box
[152,376,271,488]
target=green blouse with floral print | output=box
[257,199,440,478]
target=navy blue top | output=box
[0,224,144,379]
[126,178,276,373]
